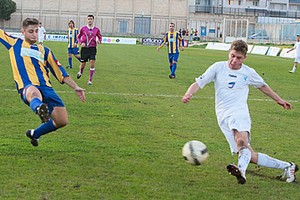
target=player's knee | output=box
[54,119,68,128]
[236,138,246,149]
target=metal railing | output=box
[190,5,300,19]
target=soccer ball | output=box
[182,140,209,165]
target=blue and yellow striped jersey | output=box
[159,31,183,54]
[0,29,69,91]
[68,28,79,48]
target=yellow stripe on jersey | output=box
[159,31,182,54]
[9,48,24,89]
[68,28,78,48]
[0,29,69,90]
[47,52,65,83]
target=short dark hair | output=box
[230,40,248,56]
[87,15,94,19]
[22,18,39,28]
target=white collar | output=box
[87,25,94,29]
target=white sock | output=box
[291,66,296,72]
[257,153,290,169]
[238,148,251,175]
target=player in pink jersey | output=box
[77,14,102,85]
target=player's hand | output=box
[74,87,86,102]
[81,43,86,47]
[277,100,292,110]
[181,93,193,103]
[181,46,184,51]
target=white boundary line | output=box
[3,88,299,103]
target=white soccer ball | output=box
[182,140,209,165]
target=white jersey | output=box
[293,41,300,62]
[195,61,267,125]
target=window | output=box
[134,17,151,34]
[119,20,128,33]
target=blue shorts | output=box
[168,53,179,63]
[20,85,65,114]
[68,47,80,55]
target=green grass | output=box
[0,41,300,200]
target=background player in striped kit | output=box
[77,14,102,85]
[67,20,81,69]
[0,18,86,146]
[157,22,184,79]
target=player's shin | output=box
[238,148,251,175]
[33,118,57,138]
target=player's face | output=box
[228,50,246,70]
[22,25,39,44]
[68,22,74,29]
[169,24,175,32]
[87,17,94,26]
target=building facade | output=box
[1,0,300,42]
[0,0,189,36]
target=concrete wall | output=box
[0,0,189,36]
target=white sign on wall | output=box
[6,32,136,45]
[266,47,281,56]
[280,48,295,59]
[251,46,269,55]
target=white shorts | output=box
[38,37,44,43]
[295,56,300,63]
[219,115,251,154]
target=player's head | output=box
[68,20,75,28]
[228,40,248,70]
[230,40,248,56]
[169,22,175,32]
[22,18,39,44]
[87,15,94,26]
[296,34,300,41]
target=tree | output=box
[0,0,16,20]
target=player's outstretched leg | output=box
[227,164,246,184]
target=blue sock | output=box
[33,118,57,139]
[30,98,42,113]
[171,63,177,76]
[68,57,72,67]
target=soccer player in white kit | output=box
[38,22,46,45]
[288,34,300,73]
[182,40,298,184]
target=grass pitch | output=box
[0,41,299,200]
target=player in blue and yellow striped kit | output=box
[0,18,86,146]
[67,20,81,69]
[157,22,184,79]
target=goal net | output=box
[223,18,249,43]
